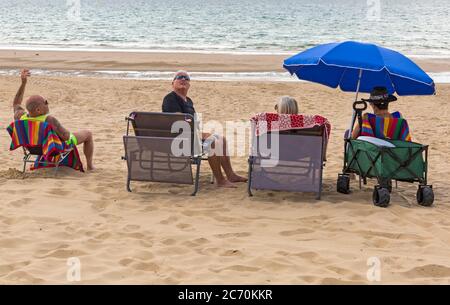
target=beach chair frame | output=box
[22,146,73,175]
[247,125,327,200]
[123,112,206,196]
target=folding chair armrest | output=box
[194,152,208,160]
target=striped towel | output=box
[7,120,84,172]
[360,111,412,141]
[250,113,331,139]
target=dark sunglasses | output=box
[174,75,190,81]
[44,100,48,105]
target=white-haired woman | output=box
[274,96,299,114]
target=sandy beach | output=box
[1,52,450,284]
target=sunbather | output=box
[162,70,247,188]
[274,96,299,114]
[12,69,95,170]
[351,86,405,139]
[271,95,329,159]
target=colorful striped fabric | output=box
[360,111,412,141]
[7,120,84,172]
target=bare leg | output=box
[73,130,95,170]
[220,156,247,183]
[202,132,235,187]
[208,156,235,188]
[212,135,247,183]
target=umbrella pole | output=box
[347,69,363,138]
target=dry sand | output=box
[0,54,450,284]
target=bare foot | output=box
[87,164,96,171]
[216,179,237,188]
[228,174,248,183]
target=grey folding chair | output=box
[247,125,327,199]
[123,112,204,196]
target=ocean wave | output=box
[1,69,449,83]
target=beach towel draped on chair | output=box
[250,113,331,138]
[360,111,411,141]
[248,113,331,199]
[7,120,84,172]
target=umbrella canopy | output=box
[283,41,435,96]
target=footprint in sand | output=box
[119,231,147,239]
[402,264,450,278]
[47,188,71,196]
[141,206,159,212]
[279,228,314,236]
[161,238,177,246]
[123,224,141,231]
[215,265,261,273]
[94,232,112,240]
[182,237,210,248]
[168,189,183,195]
[214,232,252,238]
[99,213,123,222]
[91,200,110,212]
[34,248,86,259]
[176,223,193,230]
[220,249,243,257]
[212,215,236,223]
[8,198,32,208]
[160,216,178,225]
[119,255,158,273]
[0,261,31,277]
[119,258,134,267]
[4,271,44,284]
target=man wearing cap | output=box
[162,70,247,188]
[351,86,400,139]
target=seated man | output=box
[12,69,95,170]
[162,70,247,188]
[351,86,410,141]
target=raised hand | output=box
[20,69,30,83]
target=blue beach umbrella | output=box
[283,41,436,132]
[283,41,435,95]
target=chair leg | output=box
[247,157,253,197]
[54,163,60,177]
[126,178,132,192]
[22,154,31,174]
[191,159,201,196]
[210,170,215,184]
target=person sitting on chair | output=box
[351,86,403,139]
[12,69,95,170]
[162,70,247,188]
[274,96,299,114]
